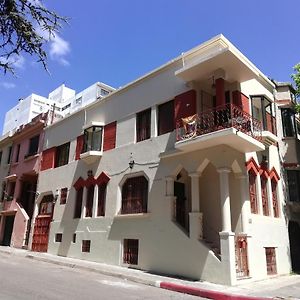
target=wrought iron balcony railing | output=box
[176,104,262,142]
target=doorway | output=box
[2,215,15,246]
[174,181,187,229]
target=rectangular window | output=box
[74,187,83,218]
[72,233,76,243]
[136,108,151,142]
[1,182,6,202]
[60,188,68,205]
[7,146,12,164]
[55,142,70,167]
[55,233,62,243]
[27,135,39,157]
[100,89,109,96]
[287,170,300,202]
[248,171,258,214]
[97,183,107,216]
[0,151,3,165]
[82,240,91,253]
[15,144,21,162]
[83,126,103,152]
[123,239,139,265]
[158,100,174,135]
[85,185,94,217]
[265,247,277,275]
[261,177,269,216]
[281,108,296,137]
[271,180,279,218]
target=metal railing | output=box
[176,104,262,142]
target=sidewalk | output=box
[0,246,299,300]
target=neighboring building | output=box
[274,81,300,272]
[0,113,48,248]
[30,35,291,285]
[3,83,115,135]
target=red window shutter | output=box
[232,91,250,114]
[158,100,174,135]
[103,121,116,151]
[174,90,196,126]
[75,135,84,160]
[41,147,56,171]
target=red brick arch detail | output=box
[269,167,280,182]
[73,177,85,190]
[95,172,110,185]
[246,157,260,175]
[85,176,97,188]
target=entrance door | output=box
[235,236,249,278]
[174,182,186,229]
[2,215,15,246]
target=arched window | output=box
[121,176,148,214]
[261,175,269,216]
[97,183,107,216]
[248,170,258,214]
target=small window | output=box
[136,108,151,142]
[55,142,70,167]
[27,135,39,157]
[55,233,62,243]
[100,89,109,96]
[248,171,258,214]
[123,239,139,265]
[281,108,296,137]
[72,233,76,243]
[82,240,91,253]
[265,247,277,275]
[97,183,107,217]
[74,187,83,219]
[60,188,68,205]
[158,100,174,135]
[271,180,279,218]
[39,195,54,215]
[7,146,12,164]
[15,144,21,162]
[83,126,103,152]
[261,176,269,216]
[85,185,94,217]
[287,170,300,202]
[75,97,82,105]
[121,176,148,214]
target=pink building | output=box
[0,113,47,248]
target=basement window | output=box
[82,240,91,253]
[123,239,139,265]
[55,233,62,243]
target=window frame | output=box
[265,247,277,275]
[158,100,174,136]
[261,175,269,216]
[82,240,91,253]
[55,142,70,168]
[97,183,107,217]
[123,239,139,265]
[74,187,83,219]
[85,185,94,218]
[136,108,151,142]
[27,135,40,158]
[83,126,103,153]
[60,188,68,205]
[281,108,297,137]
[55,233,62,243]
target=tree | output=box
[291,63,300,113]
[0,0,67,74]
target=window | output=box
[136,108,151,142]
[39,195,54,215]
[100,89,109,96]
[74,187,83,218]
[55,142,70,167]
[7,146,12,164]
[287,170,300,202]
[265,247,277,275]
[55,233,62,243]
[85,185,94,217]
[27,135,39,157]
[158,100,174,135]
[261,176,269,216]
[1,182,6,202]
[97,183,107,216]
[72,233,76,243]
[7,181,15,201]
[15,144,21,162]
[123,239,139,265]
[271,180,279,218]
[60,188,68,205]
[121,176,148,214]
[281,108,296,137]
[0,151,2,165]
[248,171,258,214]
[83,126,103,152]
[82,240,91,253]
[75,97,82,105]
[62,103,71,111]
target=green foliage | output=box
[291,63,300,99]
[0,0,67,74]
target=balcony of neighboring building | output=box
[175,103,264,153]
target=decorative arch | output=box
[269,167,280,182]
[96,172,110,185]
[196,158,210,174]
[246,157,259,175]
[73,177,85,190]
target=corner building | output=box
[32,35,291,285]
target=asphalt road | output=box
[0,253,206,300]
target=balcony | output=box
[175,104,265,153]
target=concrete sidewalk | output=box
[0,246,299,300]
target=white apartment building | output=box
[28,35,291,286]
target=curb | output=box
[160,282,272,300]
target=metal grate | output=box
[265,247,277,275]
[235,236,249,278]
[123,239,139,265]
[248,171,258,214]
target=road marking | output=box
[97,279,141,289]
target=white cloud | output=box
[49,34,70,66]
[0,55,25,70]
[0,82,16,89]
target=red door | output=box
[31,216,52,252]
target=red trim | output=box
[73,177,85,190]
[41,147,56,171]
[95,172,110,185]
[103,121,117,151]
[85,176,97,188]
[75,135,84,160]
[74,172,110,190]
[269,167,280,182]
[245,157,259,175]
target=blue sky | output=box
[0,0,299,133]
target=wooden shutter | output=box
[75,135,84,160]
[261,176,269,216]
[248,171,258,214]
[232,91,250,114]
[136,109,151,142]
[103,122,116,151]
[41,147,56,171]
[158,100,174,135]
[174,90,196,126]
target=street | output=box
[0,253,206,300]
